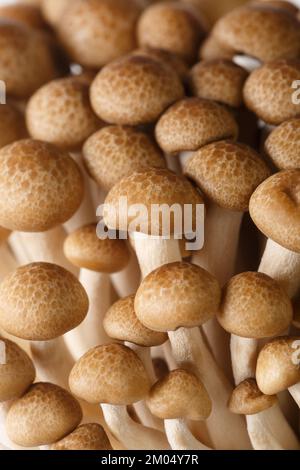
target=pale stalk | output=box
[0,243,18,281]
[165,419,211,450]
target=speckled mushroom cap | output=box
[0,4,46,30]
[293,297,300,329]
[6,382,82,447]
[51,423,112,451]
[64,223,130,273]
[0,21,57,98]
[147,369,212,420]
[41,0,71,26]
[137,2,206,64]
[135,262,221,332]
[0,262,89,341]
[184,141,270,212]
[83,126,166,191]
[69,344,150,405]
[199,35,234,61]
[103,295,168,347]
[0,103,26,149]
[0,139,84,232]
[103,168,203,236]
[90,54,184,126]
[132,47,188,80]
[243,60,300,125]
[57,0,141,68]
[217,272,292,338]
[256,337,300,394]
[264,118,300,170]
[155,98,238,155]
[0,338,35,402]
[228,378,277,415]
[188,59,248,108]
[26,78,101,150]
[212,5,300,62]
[249,170,300,253]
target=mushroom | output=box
[0,3,47,30]
[0,103,26,149]
[41,0,71,26]
[132,47,188,80]
[229,379,299,450]
[199,34,234,61]
[69,343,169,450]
[50,423,112,450]
[147,369,212,450]
[264,118,300,170]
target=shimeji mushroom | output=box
[63,224,130,359]
[147,369,212,450]
[69,343,169,450]
[132,47,188,81]
[229,379,300,450]
[199,34,234,61]
[50,423,112,451]
[264,118,300,170]
[0,262,88,389]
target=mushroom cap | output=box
[26,78,102,150]
[0,139,84,232]
[51,423,112,451]
[64,223,130,273]
[103,295,168,347]
[6,382,82,447]
[218,272,293,339]
[264,118,300,170]
[256,337,300,394]
[212,5,300,62]
[0,262,89,341]
[184,141,270,212]
[254,0,299,15]
[58,0,141,68]
[293,297,300,329]
[132,47,188,80]
[0,4,46,30]
[137,2,206,63]
[188,59,248,108]
[69,344,150,405]
[103,168,204,236]
[83,125,166,191]
[90,54,184,126]
[147,369,212,420]
[0,21,57,98]
[228,378,277,415]
[249,170,300,253]
[41,0,71,26]
[0,103,26,149]
[0,338,35,402]
[199,34,234,61]
[155,98,238,154]
[135,262,221,332]
[243,60,300,125]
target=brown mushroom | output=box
[51,423,112,450]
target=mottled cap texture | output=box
[218,272,293,338]
[83,125,166,191]
[199,35,234,61]
[0,4,46,30]
[135,262,221,332]
[133,47,188,80]
[264,118,300,170]
[243,60,300,125]
[256,337,300,394]
[64,223,130,273]
[51,423,112,451]
[0,103,26,149]
[6,382,82,447]
[103,295,168,347]
[147,369,212,420]
[155,98,239,154]
[249,170,300,253]
[0,262,89,341]
[58,0,141,68]
[69,344,150,405]
[184,141,271,212]
[0,139,84,232]
[90,54,184,126]
[0,337,35,402]
[212,5,300,62]
[228,378,277,415]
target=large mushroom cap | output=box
[0,262,89,341]
[228,378,277,415]
[90,54,184,126]
[103,295,168,347]
[51,423,112,451]
[256,337,300,395]
[0,103,26,149]
[0,139,84,232]
[249,170,300,253]
[0,338,35,402]
[155,98,238,154]
[69,344,150,405]
[264,118,300,170]
[184,140,270,212]
[83,125,166,191]
[135,262,221,332]
[6,382,82,447]
[147,369,212,420]
[218,272,293,338]
[64,223,130,273]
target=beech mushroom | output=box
[264,118,300,170]
[132,47,188,80]
[199,34,234,61]
[50,423,112,451]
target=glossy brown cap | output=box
[0,103,26,149]
[264,118,300,170]
[51,423,112,451]
[228,378,277,415]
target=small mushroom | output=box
[51,423,112,451]
[264,118,300,170]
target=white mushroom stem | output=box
[0,243,18,281]
[230,336,258,385]
[110,249,141,298]
[233,55,261,72]
[164,419,211,450]
[288,384,300,408]
[101,404,169,450]
[0,401,36,450]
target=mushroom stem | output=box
[110,250,141,298]
[164,419,211,451]
[233,55,261,72]
[288,384,300,407]
[230,335,258,384]
[0,244,18,281]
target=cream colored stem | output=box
[165,419,211,450]
[0,401,36,450]
[230,335,258,385]
[165,154,181,175]
[233,55,261,72]
[289,384,300,408]
[0,243,18,281]
[110,251,141,298]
